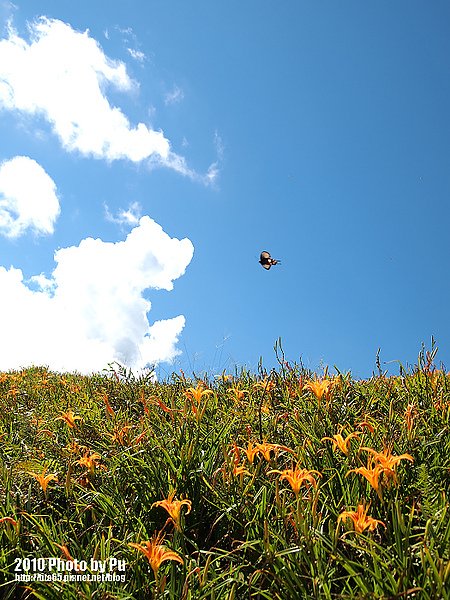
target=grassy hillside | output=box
[1,346,450,599]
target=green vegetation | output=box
[1,343,450,599]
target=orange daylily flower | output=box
[404,403,418,433]
[322,431,361,455]
[229,384,247,402]
[106,425,133,446]
[184,384,213,403]
[184,384,214,420]
[130,531,183,580]
[227,444,251,477]
[55,410,82,428]
[305,378,334,405]
[232,462,251,477]
[346,464,384,498]
[361,447,414,469]
[77,450,103,475]
[269,466,322,497]
[27,466,58,495]
[242,441,260,464]
[152,491,192,532]
[338,503,386,534]
[255,442,292,461]
[361,447,414,483]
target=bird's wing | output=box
[260,251,271,260]
[261,262,271,270]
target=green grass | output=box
[1,345,450,599]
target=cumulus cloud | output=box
[0,17,170,162]
[0,155,60,237]
[0,216,194,373]
[0,17,220,183]
[0,17,219,183]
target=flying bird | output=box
[259,251,280,270]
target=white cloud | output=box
[0,17,219,182]
[127,47,146,63]
[164,84,184,106]
[0,155,60,237]
[104,200,142,227]
[214,130,224,161]
[153,131,223,185]
[27,272,55,292]
[150,151,220,186]
[0,1,16,23]
[0,216,194,373]
[0,17,170,162]
[139,316,187,366]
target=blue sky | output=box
[0,1,449,377]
